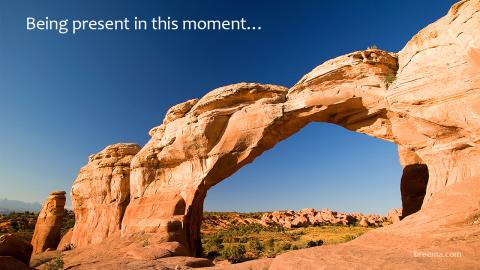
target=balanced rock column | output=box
[70,143,141,247]
[31,191,66,254]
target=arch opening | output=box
[400,164,429,217]
[189,123,430,258]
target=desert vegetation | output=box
[201,218,370,263]
[0,210,75,241]
[384,73,397,89]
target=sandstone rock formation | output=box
[260,208,388,228]
[0,256,33,270]
[58,233,214,269]
[397,146,429,217]
[392,0,480,203]
[62,0,480,268]
[31,191,66,254]
[201,209,390,231]
[119,0,479,257]
[266,177,480,270]
[0,234,33,265]
[386,208,402,223]
[120,52,401,256]
[57,228,73,251]
[70,143,141,247]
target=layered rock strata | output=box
[31,191,66,254]
[70,143,141,247]
[65,0,480,266]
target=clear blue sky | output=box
[0,0,456,214]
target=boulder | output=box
[387,208,402,223]
[290,216,309,228]
[0,256,32,270]
[0,234,33,265]
[358,218,369,227]
[29,250,58,269]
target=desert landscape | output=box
[1,208,399,268]
[1,0,480,269]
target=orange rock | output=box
[260,208,383,228]
[70,143,141,247]
[31,191,66,254]
[387,208,402,223]
[0,234,33,265]
[124,241,187,260]
[63,1,480,268]
[57,228,73,251]
[0,256,33,270]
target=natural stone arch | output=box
[67,1,480,264]
[120,50,425,256]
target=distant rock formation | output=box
[62,1,480,268]
[261,208,390,228]
[70,143,141,247]
[202,209,392,231]
[387,208,402,223]
[31,191,66,254]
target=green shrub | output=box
[221,244,246,263]
[368,44,378,50]
[274,242,292,253]
[239,236,248,243]
[45,253,64,270]
[306,240,324,247]
[342,234,357,242]
[384,73,396,89]
[265,237,275,249]
[10,220,19,232]
[246,238,263,257]
[61,210,75,236]
[202,234,224,256]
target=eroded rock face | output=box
[387,208,403,223]
[57,228,73,251]
[392,0,480,204]
[65,0,480,265]
[121,83,290,255]
[119,0,479,257]
[31,191,66,254]
[121,50,401,256]
[70,143,141,248]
